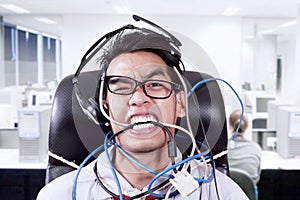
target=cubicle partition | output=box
[258,151,300,200]
[0,149,47,200]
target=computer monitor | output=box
[0,87,24,128]
[256,97,275,113]
[27,90,54,107]
[242,91,275,116]
[267,101,294,130]
[277,106,300,158]
[0,86,23,108]
[18,106,52,161]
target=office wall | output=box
[61,14,242,105]
[242,34,277,93]
[0,16,4,88]
[296,5,300,105]
[277,35,296,103]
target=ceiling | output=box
[1,0,300,36]
[1,0,300,17]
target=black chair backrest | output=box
[46,70,228,183]
[229,168,257,200]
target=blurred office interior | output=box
[0,1,300,199]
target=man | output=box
[37,15,248,200]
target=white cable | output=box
[48,151,94,177]
[212,150,228,160]
[189,150,228,172]
[164,185,175,200]
[98,67,215,188]
[173,68,209,169]
[98,69,199,168]
[48,151,80,169]
[162,122,197,156]
[98,68,199,161]
[49,151,120,191]
[173,67,193,141]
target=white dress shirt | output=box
[37,148,248,200]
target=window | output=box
[43,36,57,82]
[2,23,61,87]
[18,29,38,85]
[4,24,16,86]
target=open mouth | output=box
[130,115,157,130]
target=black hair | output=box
[97,29,182,76]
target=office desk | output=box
[252,129,276,150]
[0,149,47,200]
[1,149,300,200]
[261,151,300,170]
[258,151,300,200]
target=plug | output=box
[168,140,177,158]
[169,169,199,197]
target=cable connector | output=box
[169,169,199,197]
[168,140,177,158]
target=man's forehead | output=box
[107,63,171,78]
[107,51,165,69]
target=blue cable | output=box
[113,134,211,198]
[104,133,124,200]
[147,153,212,198]
[187,77,245,141]
[174,133,210,151]
[112,134,210,178]
[113,141,173,178]
[72,77,243,199]
[194,167,215,183]
[72,143,105,200]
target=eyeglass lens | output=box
[107,76,173,98]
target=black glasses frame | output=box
[105,75,181,99]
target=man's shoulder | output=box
[36,170,76,200]
[214,170,249,199]
[36,161,97,200]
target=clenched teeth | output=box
[130,115,156,130]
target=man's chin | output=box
[125,125,162,139]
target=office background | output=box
[2,12,300,106]
[1,1,300,200]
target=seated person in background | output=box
[228,109,262,184]
[37,15,248,200]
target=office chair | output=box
[45,70,229,183]
[229,168,257,200]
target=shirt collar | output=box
[94,147,184,198]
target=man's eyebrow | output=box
[143,69,167,79]
[109,77,129,84]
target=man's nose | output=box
[128,86,150,106]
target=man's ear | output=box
[101,100,110,117]
[176,91,186,118]
[101,100,111,126]
[102,100,108,110]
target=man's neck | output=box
[113,147,170,190]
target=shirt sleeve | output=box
[212,170,249,200]
[36,171,75,200]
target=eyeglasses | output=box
[105,76,181,99]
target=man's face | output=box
[104,51,185,154]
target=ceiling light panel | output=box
[0,4,31,14]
